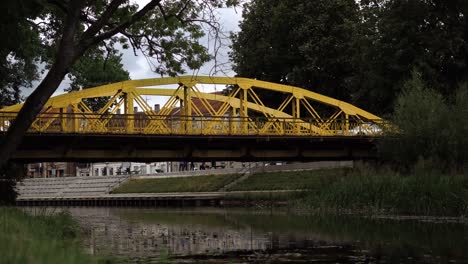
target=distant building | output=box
[78,162,170,177]
[26,162,76,178]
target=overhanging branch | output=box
[86,0,162,47]
[81,0,127,41]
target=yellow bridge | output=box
[0,76,384,161]
[0,76,382,136]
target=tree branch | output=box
[85,0,161,48]
[81,0,127,41]
[176,0,191,19]
[119,30,142,55]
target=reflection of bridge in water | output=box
[0,76,384,162]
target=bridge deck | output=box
[2,133,378,162]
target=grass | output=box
[112,174,240,193]
[226,169,347,191]
[301,165,468,216]
[0,207,99,264]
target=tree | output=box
[230,0,360,103]
[0,0,239,171]
[0,0,43,107]
[0,1,43,203]
[378,71,468,171]
[66,49,130,112]
[231,0,468,115]
[354,0,468,113]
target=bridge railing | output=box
[0,112,386,137]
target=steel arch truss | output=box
[0,76,383,136]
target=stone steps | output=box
[16,176,131,199]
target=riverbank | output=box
[0,207,116,264]
[112,166,468,217]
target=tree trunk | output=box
[0,0,84,173]
[0,52,78,171]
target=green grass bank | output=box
[111,167,468,216]
[0,208,101,264]
[112,174,240,193]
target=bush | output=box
[303,164,468,216]
[378,71,468,171]
[0,162,23,205]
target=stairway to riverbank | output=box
[16,175,130,199]
[15,168,247,199]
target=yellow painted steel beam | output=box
[0,76,381,120]
[1,76,381,120]
[0,76,383,137]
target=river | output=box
[64,207,467,263]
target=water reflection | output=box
[68,207,468,263]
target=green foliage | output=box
[358,0,468,113]
[0,163,27,205]
[231,0,359,101]
[0,208,98,264]
[0,0,43,107]
[303,165,468,216]
[112,174,240,193]
[66,49,130,112]
[68,50,130,91]
[378,71,468,170]
[33,1,220,76]
[0,0,239,108]
[231,0,468,115]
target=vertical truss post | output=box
[345,113,349,136]
[292,97,301,134]
[229,107,237,135]
[124,92,134,133]
[60,108,66,133]
[183,85,192,134]
[292,97,300,118]
[179,97,184,134]
[240,87,248,134]
[72,104,79,133]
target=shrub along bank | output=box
[0,208,102,264]
[300,165,468,216]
